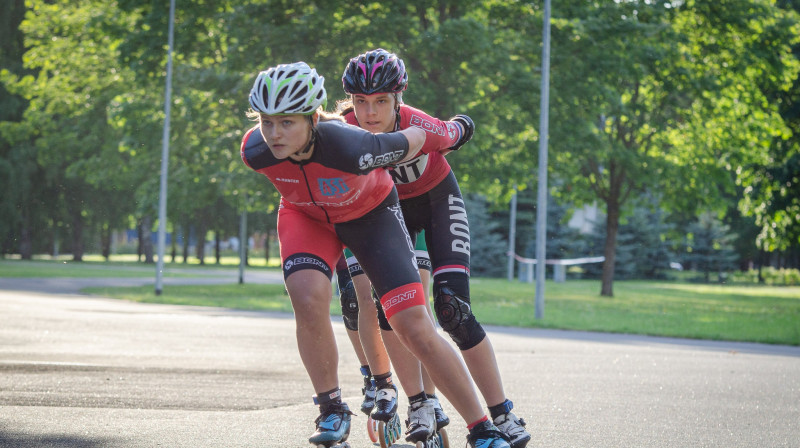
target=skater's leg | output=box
[387,305,485,426]
[353,273,390,375]
[418,267,438,397]
[336,256,369,368]
[285,269,340,393]
[417,267,451,430]
[345,329,368,365]
[380,330,424,396]
[462,338,505,407]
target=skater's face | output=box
[352,93,397,134]
[259,113,316,161]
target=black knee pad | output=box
[434,286,486,350]
[339,280,359,331]
[372,288,393,331]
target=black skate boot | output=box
[370,383,398,422]
[360,367,377,415]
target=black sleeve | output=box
[241,127,279,170]
[316,121,409,174]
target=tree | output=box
[537,0,800,296]
[738,0,800,259]
[464,193,507,277]
[683,212,739,282]
[0,0,33,257]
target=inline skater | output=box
[338,49,531,448]
[335,232,443,444]
[241,61,510,448]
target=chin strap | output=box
[293,115,317,158]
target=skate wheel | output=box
[438,427,449,448]
[378,414,402,447]
[366,416,379,444]
[377,421,391,448]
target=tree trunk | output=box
[182,223,189,263]
[101,224,111,260]
[601,198,620,297]
[141,215,154,264]
[70,207,84,262]
[195,218,208,265]
[214,230,221,264]
[137,220,144,262]
[170,231,177,263]
[19,222,32,260]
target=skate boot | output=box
[370,383,398,422]
[491,400,530,448]
[309,402,354,447]
[466,420,511,448]
[404,398,436,443]
[360,367,377,415]
[429,394,450,430]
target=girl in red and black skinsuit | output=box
[241,62,510,448]
[338,49,530,448]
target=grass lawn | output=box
[3,258,798,346]
[468,279,800,346]
[0,257,258,278]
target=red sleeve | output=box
[398,105,462,154]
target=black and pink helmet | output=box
[342,49,408,95]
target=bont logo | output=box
[383,290,417,311]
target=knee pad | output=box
[339,280,359,331]
[433,286,486,350]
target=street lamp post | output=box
[534,0,551,319]
[155,0,176,295]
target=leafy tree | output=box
[464,193,507,277]
[584,198,674,280]
[537,0,800,296]
[738,0,800,257]
[0,0,31,257]
[682,212,739,282]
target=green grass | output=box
[468,279,800,346]
[0,259,204,277]
[84,283,295,312]
[0,257,281,278]
[3,258,799,345]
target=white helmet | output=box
[249,62,327,115]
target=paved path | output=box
[0,277,798,447]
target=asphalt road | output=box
[0,275,798,447]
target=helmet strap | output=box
[393,110,401,132]
[296,115,317,155]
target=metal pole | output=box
[534,0,551,319]
[155,0,175,295]
[238,194,247,284]
[507,185,518,281]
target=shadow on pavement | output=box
[0,430,113,448]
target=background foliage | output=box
[2,0,799,294]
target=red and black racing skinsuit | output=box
[240,119,431,319]
[344,105,487,351]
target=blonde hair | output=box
[246,106,344,123]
